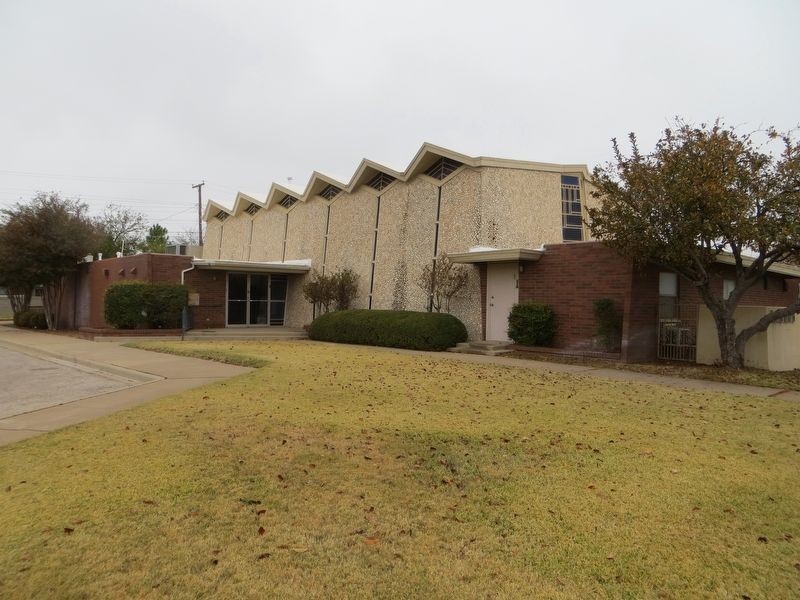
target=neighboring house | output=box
[0,286,44,318]
[57,143,800,369]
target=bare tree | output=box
[96,204,147,256]
[418,253,469,313]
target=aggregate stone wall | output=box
[438,168,485,339]
[207,164,597,337]
[478,168,564,249]
[203,221,223,259]
[324,185,379,310]
[371,181,410,310]
[217,216,249,262]
[250,208,286,261]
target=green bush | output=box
[507,301,556,346]
[105,282,187,329]
[13,309,48,329]
[593,298,623,351]
[309,309,468,351]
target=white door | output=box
[486,262,519,341]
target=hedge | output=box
[105,282,188,329]
[13,309,48,330]
[507,301,556,346]
[308,309,468,351]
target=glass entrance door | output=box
[227,273,248,325]
[226,273,288,327]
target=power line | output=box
[0,169,194,185]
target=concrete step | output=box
[447,347,512,356]
[448,339,514,356]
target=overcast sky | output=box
[1,0,797,240]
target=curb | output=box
[0,339,162,385]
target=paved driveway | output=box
[0,346,134,419]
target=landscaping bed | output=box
[507,350,800,392]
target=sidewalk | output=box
[0,327,251,446]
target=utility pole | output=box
[192,180,205,246]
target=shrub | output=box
[303,268,361,314]
[309,309,468,351]
[593,298,623,351]
[105,282,187,329]
[13,309,48,329]
[507,301,556,346]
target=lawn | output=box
[1,341,799,599]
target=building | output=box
[58,143,800,369]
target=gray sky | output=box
[1,0,798,240]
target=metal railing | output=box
[657,304,698,362]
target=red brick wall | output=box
[517,242,634,354]
[85,254,155,328]
[184,269,226,328]
[58,254,193,328]
[675,268,798,307]
[515,242,799,362]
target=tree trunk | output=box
[712,310,744,369]
[7,285,32,314]
[42,277,65,331]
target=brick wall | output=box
[517,242,634,353]
[58,254,192,329]
[514,242,799,362]
[675,268,798,307]
[184,269,226,328]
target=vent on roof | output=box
[319,184,341,201]
[245,203,261,216]
[279,194,298,209]
[366,172,396,191]
[215,210,229,221]
[424,157,463,180]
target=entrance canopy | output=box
[448,247,544,264]
[192,258,312,274]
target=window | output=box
[659,272,678,318]
[424,157,463,180]
[319,184,341,201]
[366,172,395,191]
[279,195,298,209]
[245,203,261,216]
[723,279,735,300]
[215,210,229,221]
[561,175,583,242]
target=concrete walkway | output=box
[0,327,251,446]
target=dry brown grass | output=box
[1,340,799,599]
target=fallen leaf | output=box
[63,527,74,535]
[142,500,156,505]
[364,537,380,546]
[256,509,266,515]
[258,526,266,535]
[239,499,261,505]
[757,536,768,543]
[257,553,270,560]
